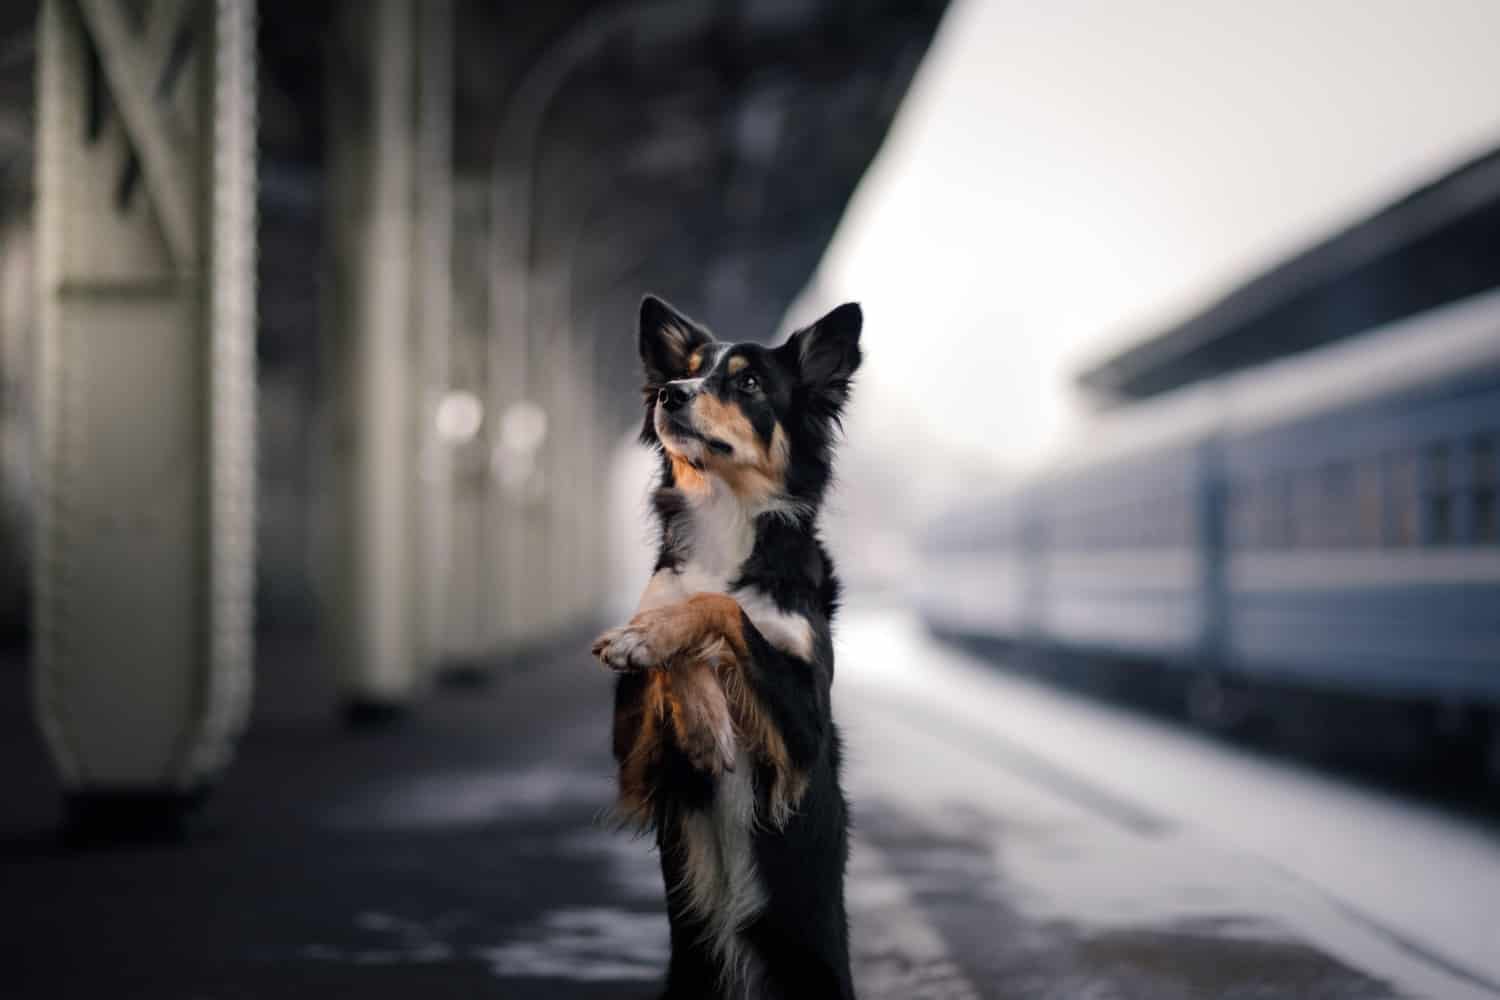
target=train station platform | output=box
[3,610,1497,999]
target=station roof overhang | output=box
[1076,145,1500,406]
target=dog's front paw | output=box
[591,624,660,672]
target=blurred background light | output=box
[435,389,483,444]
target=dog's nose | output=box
[659,384,689,411]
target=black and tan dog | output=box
[592,294,862,999]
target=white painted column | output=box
[409,0,455,683]
[533,268,576,631]
[438,176,493,674]
[324,0,417,715]
[486,172,540,654]
[33,0,257,828]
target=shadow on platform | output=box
[0,627,664,1000]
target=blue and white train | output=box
[916,287,1500,724]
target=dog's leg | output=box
[659,652,737,777]
[611,671,670,829]
[599,593,831,827]
[607,631,736,827]
[606,643,736,782]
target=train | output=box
[915,286,1500,759]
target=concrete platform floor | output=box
[3,609,1498,999]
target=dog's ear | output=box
[639,295,714,385]
[778,303,862,412]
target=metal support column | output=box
[325,0,417,714]
[486,170,531,655]
[34,0,258,830]
[440,176,492,673]
[532,263,594,629]
[409,0,454,682]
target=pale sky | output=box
[798,0,1500,471]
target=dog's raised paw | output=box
[591,625,658,672]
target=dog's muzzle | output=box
[656,385,733,457]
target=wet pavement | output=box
[2,609,1498,999]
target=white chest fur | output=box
[675,750,767,989]
[638,483,815,662]
[677,478,757,595]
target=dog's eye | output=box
[740,374,760,393]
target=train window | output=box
[1292,468,1322,548]
[1252,476,1273,548]
[1474,436,1497,545]
[1355,457,1383,548]
[1228,482,1247,547]
[1156,493,1174,547]
[1427,444,1450,491]
[1324,462,1355,547]
[1266,473,1293,549]
[1428,496,1453,545]
[1475,492,1496,545]
[1233,480,1260,549]
[1385,451,1420,547]
[1425,444,1453,546]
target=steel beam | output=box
[33,0,257,832]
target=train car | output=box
[914,384,1222,664]
[914,491,1030,641]
[916,285,1500,725]
[1026,387,1219,663]
[1218,287,1500,702]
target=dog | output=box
[592,294,862,999]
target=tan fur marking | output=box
[767,424,789,476]
[718,660,807,827]
[688,395,790,505]
[610,594,809,827]
[687,348,705,374]
[691,393,759,457]
[614,671,668,828]
[663,653,736,776]
[726,355,748,375]
[669,455,710,496]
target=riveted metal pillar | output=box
[34,0,257,830]
[324,0,418,715]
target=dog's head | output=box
[637,295,862,510]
